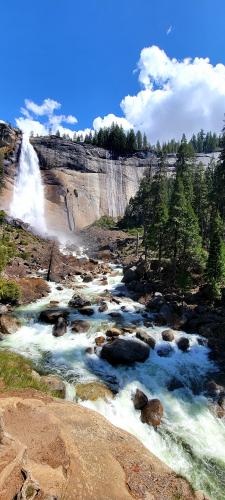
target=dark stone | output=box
[78,306,95,316]
[136,329,156,349]
[52,317,67,337]
[177,337,190,352]
[98,301,108,313]
[71,320,91,333]
[106,327,122,338]
[141,399,163,427]
[133,389,148,410]
[39,308,69,324]
[162,329,175,342]
[157,344,174,357]
[68,293,91,309]
[100,338,150,366]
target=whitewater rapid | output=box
[10,134,46,234]
[1,267,225,499]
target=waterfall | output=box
[10,134,47,233]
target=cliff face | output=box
[31,136,154,233]
[0,123,22,216]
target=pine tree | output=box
[168,173,203,281]
[147,155,168,262]
[193,163,209,243]
[136,130,143,150]
[126,129,137,153]
[206,211,225,300]
[213,124,225,220]
[176,140,195,203]
[143,133,148,150]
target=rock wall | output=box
[31,136,155,233]
[0,123,22,216]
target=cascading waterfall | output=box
[10,134,47,233]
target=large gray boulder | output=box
[101,338,150,366]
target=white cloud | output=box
[24,98,61,116]
[120,46,225,143]
[93,113,132,131]
[166,25,172,35]
[16,98,78,137]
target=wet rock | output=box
[147,294,165,312]
[177,337,190,352]
[112,296,121,304]
[141,399,163,427]
[98,301,108,313]
[83,274,93,283]
[41,374,66,397]
[75,381,114,401]
[204,380,224,398]
[197,337,208,347]
[157,344,174,357]
[78,306,95,316]
[162,329,175,342]
[143,319,154,328]
[71,320,91,333]
[0,314,22,335]
[56,285,63,291]
[133,389,148,410]
[39,308,69,324]
[167,378,185,391]
[68,293,91,309]
[108,311,123,319]
[106,327,122,338]
[136,329,156,349]
[52,317,67,337]
[48,300,60,307]
[95,336,105,346]
[101,338,150,366]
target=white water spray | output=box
[10,134,47,233]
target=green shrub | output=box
[0,350,61,396]
[0,278,21,303]
[94,216,116,229]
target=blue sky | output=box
[1,0,225,142]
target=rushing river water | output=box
[1,265,225,499]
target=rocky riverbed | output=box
[0,248,225,499]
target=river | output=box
[1,263,225,499]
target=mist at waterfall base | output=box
[1,268,225,499]
[10,134,47,235]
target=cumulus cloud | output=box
[93,113,132,131]
[16,98,77,137]
[120,46,225,143]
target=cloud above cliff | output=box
[120,46,225,142]
[15,46,225,142]
[17,98,78,137]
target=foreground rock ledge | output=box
[0,390,196,500]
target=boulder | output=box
[157,344,174,357]
[106,327,122,338]
[85,347,94,355]
[83,275,93,283]
[122,325,136,334]
[133,389,148,410]
[98,301,108,313]
[0,314,22,335]
[204,380,224,398]
[68,293,91,309]
[167,378,185,391]
[52,317,67,337]
[71,319,91,333]
[0,389,195,499]
[39,308,69,324]
[75,381,114,401]
[41,374,66,397]
[101,338,150,366]
[162,329,175,342]
[159,304,173,323]
[109,311,123,319]
[136,329,156,349]
[78,306,95,316]
[122,266,137,284]
[141,399,164,427]
[177,337,190,352]
[95,336,105,346]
